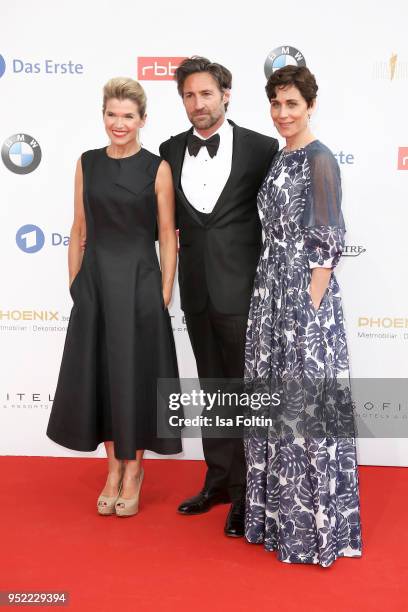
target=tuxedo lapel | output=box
[207,122,248,223]
[173,130,189,189]
[173,129,205,226]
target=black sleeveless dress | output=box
[47,147,182,458]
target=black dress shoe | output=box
[178,489,230,515]
[224,498,245,537]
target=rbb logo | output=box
[137,57,186,80]
[398,147,408,170]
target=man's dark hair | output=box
[265,65,318,108]
[175,56,232,110]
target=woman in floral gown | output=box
[244,66,362,566]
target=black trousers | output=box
[184,301,248,502]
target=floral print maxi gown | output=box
[244,140,362,567]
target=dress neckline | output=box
[282,139,319,155]
[104,146,143,161]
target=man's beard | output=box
[190,110,222,130]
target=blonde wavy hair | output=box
[102,77,147,117]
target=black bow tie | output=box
[187,133,220,158]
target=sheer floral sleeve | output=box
[302,143,345,269]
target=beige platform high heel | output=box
[97,483,123,515]
[115,468,144,517]
[97,464,124,515]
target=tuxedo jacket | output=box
[159,120,278,315]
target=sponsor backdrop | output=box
[0,0,407,465]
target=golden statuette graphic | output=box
[389,53,398,80]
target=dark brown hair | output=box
[175,56,232,110]
[265,66,318,108]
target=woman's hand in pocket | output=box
[309,286,322,311]
[309,267,332,311]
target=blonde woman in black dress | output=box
[47,78,182,516]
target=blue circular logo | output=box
[0,55,5,78]
[9,141,35,167]
[16,224,45,253]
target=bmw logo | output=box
[0,55,5,78]
[1,133,42,174]
[16,224,45,253]
[264,46,307,79]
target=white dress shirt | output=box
[181,119,233,214]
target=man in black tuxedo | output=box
[160,56,278,537]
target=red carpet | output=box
[0,458,407,611]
